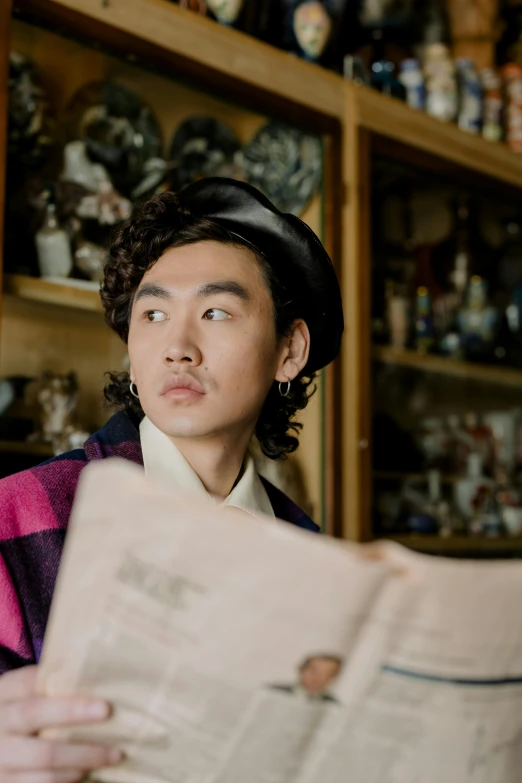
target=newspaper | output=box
[37,459,522,783]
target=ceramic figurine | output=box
[66,81,163,198]
[293,1,332,62]
[61,140,109,192]
[242,121,322,215]
[26,371,90,455]
[388,295,409,350]
[170,116,242,190]
[75,241,106,282]
[76,179,132,226]
[457,275,499,360]
[207,0,243,24]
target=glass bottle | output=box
[481,67,503,143]
[371,60,406,101]
[415,286,434,354]
[457,276,499,362]
[502,64,522,154]
[399,58,426,110]
[455,58,482,135]
[35,200,73,279]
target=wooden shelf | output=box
[384,535,522,555]
[353,84,522,190]
[17,0,344,123]
[4,275,103,312]
[0,440,53,456]
[373,345,522,388]
[374,471,458,485]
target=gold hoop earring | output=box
[129,381,139,399]
[279,380,291,397]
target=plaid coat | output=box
[0,411,318,674]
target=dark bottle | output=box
[371,60,407,100]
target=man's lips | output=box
[159,375,205,397]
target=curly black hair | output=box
[101,191,316,459]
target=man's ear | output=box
[275,319,310,383]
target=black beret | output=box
[179,177,343,373]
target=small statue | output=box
[61,140,132,226]
[26,371,90,455]
[293,1,332,62]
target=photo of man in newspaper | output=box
[269,654,343,703]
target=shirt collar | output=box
[139,416,275,520]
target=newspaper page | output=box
[37,459,522,783]
[37,459,393,783]
[300,543,522,783]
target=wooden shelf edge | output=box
[382,535,522,554]
[373,345,522,388]
[4,274,103,312]
[32,0,344,120]
[352,83,522,190]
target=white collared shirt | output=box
[139,416,275,520]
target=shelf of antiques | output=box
[1,0,343,532]
[5,0,522,544]
[364,143,522,557]
[373,345,522,389]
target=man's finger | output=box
[0,667,38,702]
[0,697,109,734]
[0,736,122,770]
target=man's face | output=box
[299,657,340,696]
[128,241,289,442]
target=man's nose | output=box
[162,322,202,366]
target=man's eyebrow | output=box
[196,281,250,301]
[134,283,172,303]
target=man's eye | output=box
[146,310,167,322]
[203,308,230,321]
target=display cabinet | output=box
[342,85,522,556]
[0,0,343,531]
[4,0,522,554]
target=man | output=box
[0,178,343,781]
[271,655,343,703]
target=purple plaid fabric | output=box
[0,411,318,674]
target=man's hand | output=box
[0,666,122,783]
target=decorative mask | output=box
[293,1,332,61]
[207,0,244,24]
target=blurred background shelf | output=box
[373,346,522,389]
[385,535,522,556]
[373,471,459,485]
[354,86,522,191]
[4,275,103,312]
